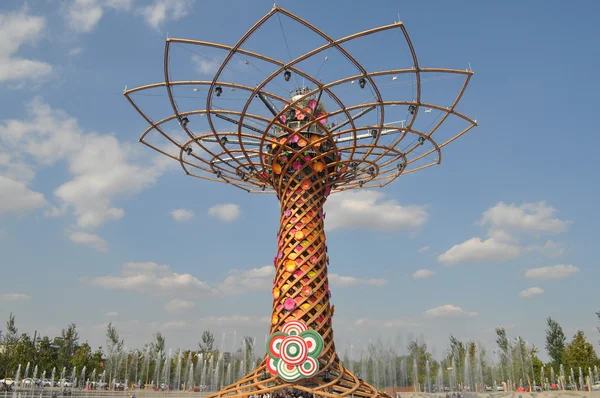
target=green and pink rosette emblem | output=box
[266,320,324,381]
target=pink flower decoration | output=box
[280,115,287,124]
[324,187,331,196]
[284,298,295,311]
[318,210,323,218]
[278,251,284,259]
[273,257,277,266]
[308,99,317,110]
[281,155,288,162]
[284,209,292,217]
[304,154,311,162]
[316,112,328,124]
[292,161,302,170]
[289,135,299,144]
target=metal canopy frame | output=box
[124,5,477,398]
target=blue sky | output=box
[1,0,599,362]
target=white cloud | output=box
[164,299,195,313]
[217,266,273,295]
[65,0,133,33]
[0,97,169,229]
[418,246,430,253]
[0,8,52,83]
[0,176,46,214]
[439,201,570,266]
[90,262,385,299]
[482,201,569,235]
[154,320,186,330]
[191,55,220,75]
[88,261,215,297]
[68,230,108,252]
[424,304,478,318]
[0,293,31,301]
[355,318,421,328]
[536,240,566,258]
[525,264,579,281]
[208,203,240,222]
[104,311,119,317]
[412,269,435,279]
[324,190,427,231]
[329,274,387,288]
[519,287,544,298]
[68,47,83,56]
[137,0,194,30]
[171,208,194,222]
[438,237,521,265]
[197,315,269,326]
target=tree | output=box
[1,313,20,376]
[562,331,598,371]
[596,311,600,344]
[495,327,511,383]
[36,336,59,373]
[151,332,165,357]
[545,317,566,368]
[106,323,124,380]
[198,330,217,360]
[58,323,79,368]
[71,342,93,372]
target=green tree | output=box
[57,323,79,368]
[495,327,513,384]
[71,342,93,371]
[1,313,20,376]
[198,330,217,360]
[545,317,566,367]
[36,336,59,373]
[562,331,598,371]
[596,311,600,343]
[12,333,36,371]
[106,323,124,380]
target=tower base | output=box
[208,358,391,398]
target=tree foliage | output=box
[562,330,598,371]
[545,317,566,367]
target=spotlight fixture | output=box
[408,105,416,115]
[283,70,291,81]
[368,166,375,175]
[370,129,378,138]
[398,163,404,171]
[215,86,223,97]
[324,370,331,382]
[220,136,228,145]
[261,184,266,191]
[418,136,425,145]
[216,171,222,178]
[358,77,366,89]
[358,180,364,187]
[185,146,192,155]
[180,116,189,127]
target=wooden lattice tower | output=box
[124,5,476,398]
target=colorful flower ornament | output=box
[266,320,324,382]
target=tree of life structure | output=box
[124,5,476,398]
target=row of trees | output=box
[1,312,599,390]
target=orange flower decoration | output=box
[295,230,305,240]
[312,162,324,172]
[302,286,312,296]
[273,163,282,174]
[310,135,321,147]
[273,287,281,299]
[301,180,311,190]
